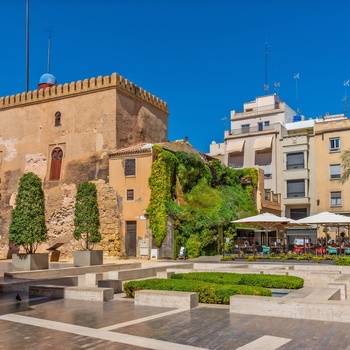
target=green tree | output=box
[9,172,47,254]
[74,182,101,250]
[341,149,350,183]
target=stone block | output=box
[29,285,114,302]
[98,279,123,293]
[73,250,103,267]
[85,273,104,286]
[135,290,198,309]
[156,271,174,279]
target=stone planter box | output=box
[73,250,103,267]
[12,253,49,271]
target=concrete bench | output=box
[304,287,341,301]
[84,273,104,286]
[230,294,350,323]
[5,262,142,280]
[135,290,198,309]
[108,263,194,281]
[98,279,123,293]
[156,271,175,279]
[29,284,114,302]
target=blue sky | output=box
[1,0,350,153]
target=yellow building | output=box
[315,114,350,239]
[108,140,209,259]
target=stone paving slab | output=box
[2,258,350,349]
[1,293,350,349]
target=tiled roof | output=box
[108,143,153,157]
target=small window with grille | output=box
[126,189,134,201]
[124,159,136,176]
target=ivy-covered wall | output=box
[147,147,258,258]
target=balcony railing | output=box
[225,123,277,137]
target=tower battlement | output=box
[0,72,168,113]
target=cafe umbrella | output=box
[296,211,350,249]
[232,212,298,249]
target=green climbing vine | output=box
[147,145,178,247]
[147,146,258,257]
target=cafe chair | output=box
[262,245,270,255]
[327,246,338,256]
[343,248,350,255]
[293,245,304,254]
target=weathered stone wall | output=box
[0,72,168,258]
[93,180,122,258]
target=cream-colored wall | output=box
[109,152,153,257]
[281,132,316,218]
[315,119,350,214]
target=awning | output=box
[226,140,245,153]
[253,137,273,151]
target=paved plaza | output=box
[0,257,350,350]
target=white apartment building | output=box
[209,94,318,243]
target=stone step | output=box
[29,284,114,302]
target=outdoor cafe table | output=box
[269,245,283,254]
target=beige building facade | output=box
[0,72,168,258]
[315,115,350,214]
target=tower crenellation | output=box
[0,72,168,113]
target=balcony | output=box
[225,123,278,138]
[284,196,310,205]
[284,168,309,180]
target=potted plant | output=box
[73,182,103,266]
[9,172,49,271]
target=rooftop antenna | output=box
[294,73,300,114]
[343,80,349,117]
[274,82,280,96]
[25,0,30,92]
[221,116,228,130]
[44,28,53,73]
[264,40,269,93]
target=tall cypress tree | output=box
[9,172,47,254]
[74,182,101,250]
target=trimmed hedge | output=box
[123,278,272,304]
[334,256,350,266]
[171,272,304,289]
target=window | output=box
[264,121,270,127]
[241,124,250,133]
[287,180,305,198]
[329,137,340,152]
[258,122,263,131]
[286,152,304,169]
[290,208,307,220]
[55,111,61,126]
[124,159,136,176]
[264,189,271,200]
[330,191,342,206]
[126,189,134,201]
[49,147,63,181]
[330,164,341,179]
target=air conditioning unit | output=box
[151,249,159,260]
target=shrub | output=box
[334,256,350,266]
[185,234,201,258]
[172,272,304,289]
[74,182,101,250]
[123,278,271,304]
[9,172,47,254]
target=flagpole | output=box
[26,0,30,92]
